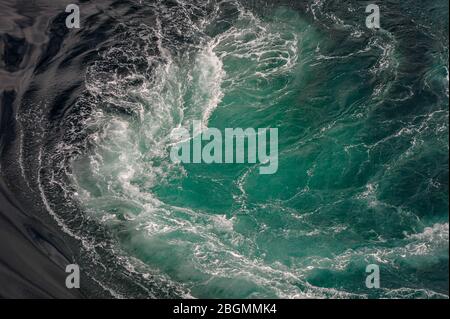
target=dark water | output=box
[0,0,448,298]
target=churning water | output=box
[0,0,448,298]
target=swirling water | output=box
[0,0,448,298]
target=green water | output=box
[71,1,449,298]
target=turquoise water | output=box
[69,0,448,298]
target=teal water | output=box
[70,0,448,298]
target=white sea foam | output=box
[69,1,322,298]
[64,0,447,299]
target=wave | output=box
[1,0,448,298]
